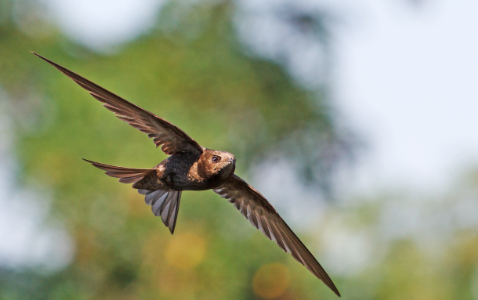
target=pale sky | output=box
[329,0,478,196]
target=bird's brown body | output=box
[34,52,341,297]
[134,149,236,191]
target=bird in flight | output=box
[33,52,340,297]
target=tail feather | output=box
[84,159,182,234]
[139,189,182,234]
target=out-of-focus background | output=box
[1,0,478,299]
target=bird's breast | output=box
[159,154,219,191]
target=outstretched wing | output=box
[82,159,156,184]
[33,52,203,156]
[214,175,341,297]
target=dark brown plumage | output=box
[33,52,341,297]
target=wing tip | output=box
[317,271,341,297]
[82,158,95,164]
[314,266,341,297]
[31,51,56,66]
[329,283,341,297]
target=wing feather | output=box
[33,52,203,156]
[214,175,341,297]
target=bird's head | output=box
[203,149,236,179]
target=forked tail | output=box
[138,189,182,234]
[83,159,182,234]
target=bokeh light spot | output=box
[165,232,206,269]
[253,263,290,299]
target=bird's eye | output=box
[212,155,221,163]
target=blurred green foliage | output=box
[1,1,477,300]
